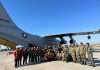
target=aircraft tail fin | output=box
[0,1,15,27]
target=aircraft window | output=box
[22,33,27,38]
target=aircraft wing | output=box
[44,30,100,38]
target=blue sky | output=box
[1,0,100,44]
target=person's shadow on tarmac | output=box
[18,62,46,68]
[94,58,100,67]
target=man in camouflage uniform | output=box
[61,50,64,61]
[57,46,63,60]
[57,51,62,60]
[70,44,76,63]
[79,42,86,65]
[62,45,69,62]
[86,43,95,67]
[75,44,81,63]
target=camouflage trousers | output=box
[76,55,81,63]
[80,54,86,64]
[62,53,68,61]
[71,54,76,62]
[87,53,95,66]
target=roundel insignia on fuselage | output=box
[22,33,27,38]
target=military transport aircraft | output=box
[0,1,100,49]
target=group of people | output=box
[14,46,56,68]
[13,42,95,68]
[60,42,95,67]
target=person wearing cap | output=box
[62,45,69,62]
[86,43,95,67]
[75,44,81,63]
[79,42,86,65]
[70,44,76,63]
